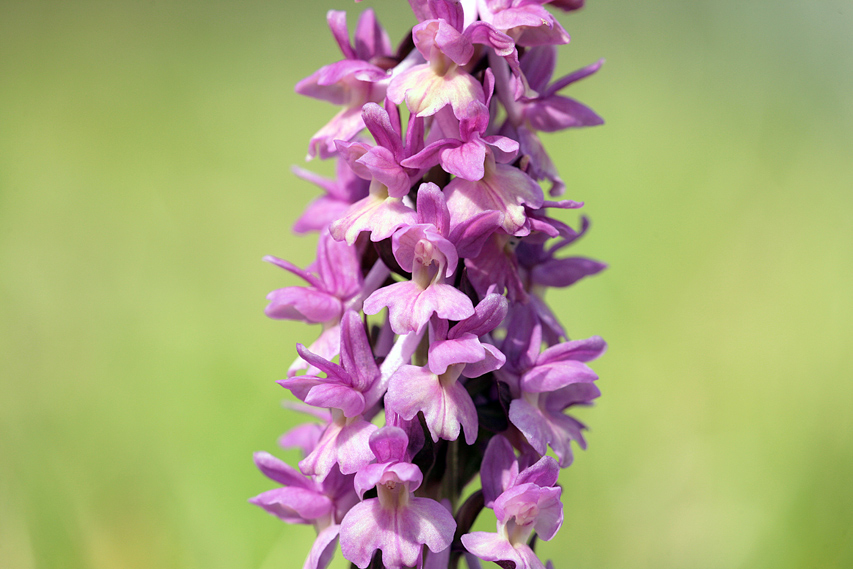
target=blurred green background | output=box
[1,0,851,568]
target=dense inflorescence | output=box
[251,1,607,568]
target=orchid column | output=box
[252,1,607,568]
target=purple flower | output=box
[264,231,362,325]
[476,0,571,47]
[402,75,521,182]
[503,333,607,466]
[516,216,607,342]
[444,150,545,235]
[250,452,358,569]
[328,181,418,246]
[388,0,522,120]
[497,45,603,195]
[339,427,456,569]
[292,158,370,234]
[264,230,365,376]
[363,183,475,334]
[463,449,563,569]
[278,311,380,417]
[335,101,427,198]
[254,3,610,566]
[464,232,527,300]
[279,311,382,479]
[385,293,507,444]
[297,9,394,159]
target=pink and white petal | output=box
[278,422,325,456]
[462,343,506,378]
[327,11,356,60]
[461,532,523,566]
[400,138,453,173]
[339,310,380,393]
[339,500,388,568]
[277,375,326,403]
[335,140,373,181]
[362,102,401,151]
[508,398,550,456]
[389,65,485,119]
[450,293,508,338]
[544,59,604,97]
[307,105,367,160]
[545,382,601,411]
[249,487,333,524]
[253,451,312,489]
[416,182,451,235]
[293,196,352,234]
[531,487,564,541]
[445,164,543,234]
[317,233,363,299]
[520,360,598,393]
[363,281,425,334]
[265,287,342,324]
[330,194,416,245]
[526,95,604,132]
[385,366,443,424]
[294,343,348,382]
[465,21,515,57]
[499,9,570,47]
[531,256,607,289]
[483,135,520,163]
[434,20,475,65]
[288,325,341,378]
[481,435,520,507]
[296,66,348,106]
[312,60,387,88]
[354,462,394,499]
[428,335,486,375]
[430,379,479,444]
[354,8,392,61]
[514,456,560,490]
[515,545,548,569]
[536,336,607,365]
[515,21,571,48]
[358,147,411,198]
[341,500,432,569]
[429,0,466,34]
[263,255,324,288]
[305,384,366,418]
[304,524,341,569]
[448,210,503,259]
[368,425,410,463]
[404,497,457,553]
[391,224,433,273]
[440,140,487,181]
[299,419,377,480]
[542,411,587,467]
[520,45,557,95]
[336,419,380,475]
[416,283,476,327]
[367,198,419,243]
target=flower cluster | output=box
[252,1,606,568]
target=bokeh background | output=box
[2,0,852,568]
